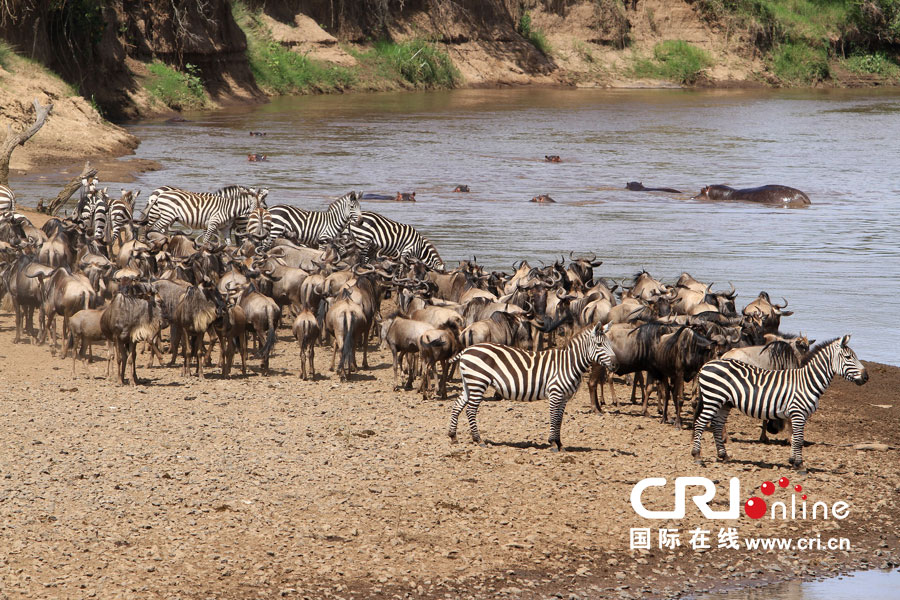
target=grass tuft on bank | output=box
[145,61,208,110]
[632,40,713,84]
[517,11,552,56]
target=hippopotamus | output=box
[453,185,470,193]
[545,155,561,163]
[361,193,394,200]
[626,181,682,193]
[693,185,811,206]
[531,194,555,203]
[396,192,416,202]
[248,154,268,162]
[249,131,267,136]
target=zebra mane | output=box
[800,337,840,367]
[761,340,801,369]
[214,185,250,196]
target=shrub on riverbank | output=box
[517,11,552,56]
[632,40,713,84]
[146,62,208,110]
[772,42,829,83]
[361,40,461,88]
[842,51,900,77]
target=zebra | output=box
[0,184,16,213]
[350,211,444,270]
[107,189,141,248]
[246,203,272,245]
[262,190,362,249]
[142,185,267,244]
[77,179,109,243]
[448,323,618,451]
[691,335,867,469]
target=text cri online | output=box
[629,528,851,552]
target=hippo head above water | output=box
[453,185,470,193]
[531,194,555,203]
[545,155,561,163]
[396,192,416,202]
[626,181,644,191]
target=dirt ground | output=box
[0,286,897,600]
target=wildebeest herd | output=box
[0,176,865,470]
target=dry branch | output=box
[37,162,97,216]
[0,97,53,186]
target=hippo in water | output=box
[545,155,561,163]
[396,192,416,202]
[626,181,682,193]
[249,131,267,136]
[248,154,268,162]
[531,194,555,203]
[361,193,394,200]
[453,185,470,193]
[693,185,810,207]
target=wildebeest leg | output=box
[114,340,127,385]
[587,364,602,414]
[194,335,205,378]
[404,353,417,390]
[238,332,248,375]
[673,375,685,429]
[129,341,140,386]
[439,359,449,399]
[759,422,769,443]
[168,325,181,366]
[308,343,315,380]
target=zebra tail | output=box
[448,351,464,364]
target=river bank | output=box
[0,298,897,599]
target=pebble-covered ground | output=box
[0,308,897,600]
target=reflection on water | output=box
[698,569,900,600]
[15,87,900,365]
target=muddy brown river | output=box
[21,87,900,365]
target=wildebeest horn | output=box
[775,297,789,309]
[726,282,736,297]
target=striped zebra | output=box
[448,323,618,451]
[246,203,272,244]
[142,185,267,243]
[77,179,108,243]
[692,335,867,469]
[262,190,362,249]
[0,184,16,212]
[350,211,444,270]
[107,189,141,247]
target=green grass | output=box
[232,0,358,94]
[842,51,900,78]
[0,41,11,70]
[517,11,552,56]
[633,40,713,84]
[771,41,829,83]
[146,61,207,110]
[367,40,460,88]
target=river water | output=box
[696,568,900,600]
[21,87,900,365]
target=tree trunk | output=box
[37,162,97,216]
[0,98,53,187]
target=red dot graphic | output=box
[802,495,807,500]
[745,497,767,519]
[778,477,790,488]
[794,484,803,493]
[761,481,775,496]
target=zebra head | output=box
[333,190,363,226]
[833,335,868,385]
[589,323,618,371]
[250,187,269,209]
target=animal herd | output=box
[0,175,862,470]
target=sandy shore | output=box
[0,303,897,599]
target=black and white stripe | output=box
[78,181,109,243]
[142,185,267,243]
[262,190,362,249]
[448,323,618,451]
[350,211,444,270]
[0,184,15,212]
[107,189,140,247]
[246,204,272,244]
[692,335,867,468]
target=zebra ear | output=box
[840,334,851,347]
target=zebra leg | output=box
[448,378,473,442]
[712,405,731,461]
[788,414,807,470]
[548,390,570,452]
[691,395,718,459]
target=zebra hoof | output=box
[448,433,457,443]
[716,454,729,462]
[476,441,487,448]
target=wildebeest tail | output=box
[340,312,355,374]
